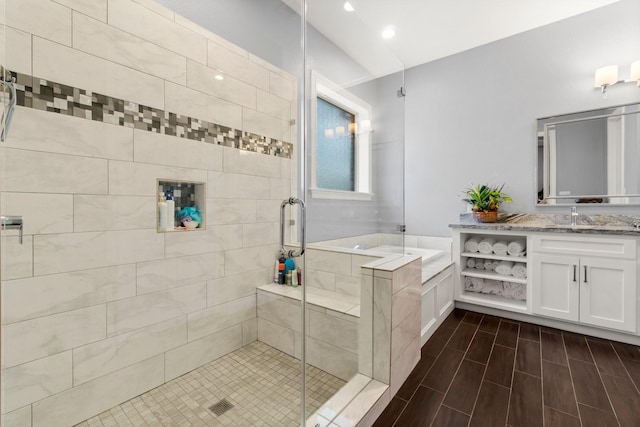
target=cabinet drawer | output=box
[532,234,636,259]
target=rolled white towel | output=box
[492,240,508,256]
[504,282,526,300]
[466,258,476,269]
[484,259,494,271]
[495,261,514,276]
[481,279,504,295]
[465,277,485,292]
[464,237,480,253]
[511,263,527,279]
[464,276,474,291]
[478,237,496,254]
[502,282,515,299]
[507,239,526,256]
[492,260,500,271]
[474,260,485,270]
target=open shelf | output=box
[459,291,528,312]
[455,230,531,314]
[461,268,527,284]
[462,252,527,262]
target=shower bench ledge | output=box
[257,283,360,317]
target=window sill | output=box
[309,188,374,201]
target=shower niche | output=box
[157,180,206,232]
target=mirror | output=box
[537,102,640,205]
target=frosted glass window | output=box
[316,98,355,191]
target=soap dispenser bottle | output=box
[158,192,167,230]
[165,190,175,230]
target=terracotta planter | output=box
[473,211,498,223]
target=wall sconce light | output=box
[631,60,640,87]
[594,61,640,97]
[594,65,618,98]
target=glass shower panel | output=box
[303,0,406,424]
[0,1,307,426]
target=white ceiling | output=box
[282,0,622,77]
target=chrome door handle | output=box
[2,215,23,244]
[280,197,305,257]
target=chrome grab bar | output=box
[2,215,23,244]
[280,197,305,257]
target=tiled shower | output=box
[2,0,296,424]
[0,0,413,426]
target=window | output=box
[310,71,373,200]
[316,98,355,191]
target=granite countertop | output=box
[450,213,640,236]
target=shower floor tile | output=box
[74,341,345,427]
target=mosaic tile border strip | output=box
[10,71,293,159]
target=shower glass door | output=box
[1,0,309,426]
[302,0,406,424]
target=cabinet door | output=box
[532,254,580,322]
[579,257,637,333]
[436,267,454,317]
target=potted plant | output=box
[463,183,512,223]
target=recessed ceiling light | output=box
[381,26,395,39]
[214,74,224,81]
[343,2,355,12]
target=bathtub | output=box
[367,245,443,266]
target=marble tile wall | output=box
[0,0,296,426]
[255,288,360,382]
[304,248,380,299]
[368,257,422,396]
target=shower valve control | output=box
[1,215,23,244]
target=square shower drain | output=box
[209,399,234,416]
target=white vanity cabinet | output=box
[531,234,637,333]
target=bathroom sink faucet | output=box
[571,207,578,226]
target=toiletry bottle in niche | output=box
[158,192,167,231]
[278,263,285,284]
[274,259,280,283]
[165,190,175,230]
[297,267,302,287]
[286,271,292,286]
[292,269,298,288]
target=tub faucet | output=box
[570,207,578,226]
[353,244,365,250]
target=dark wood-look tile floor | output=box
[372,309,640,427]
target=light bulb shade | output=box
[594,65,618,87]
[631,60,640,85]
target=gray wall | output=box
[405,0,640,236]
